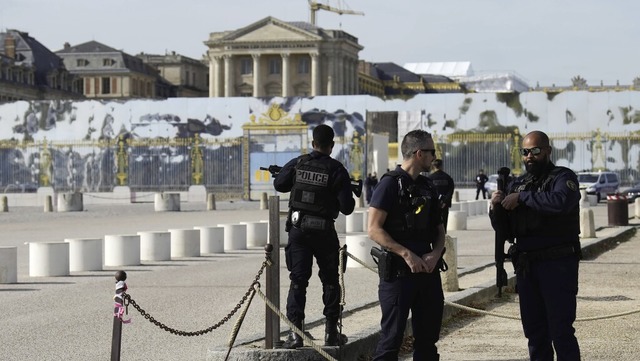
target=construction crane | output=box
[308,0,364,26]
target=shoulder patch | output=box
[566,180,578,191]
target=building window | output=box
[103,58,116,67]
[269,59,281,75]
[298,57,310,74]
[101,77,111,94]
[77,59,89,67]
[240,58,252,75]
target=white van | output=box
[576,171,620,202]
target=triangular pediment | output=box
[224,17,322,42]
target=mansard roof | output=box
[56,40,120,54]
[0,29,66,85]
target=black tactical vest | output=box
[508,164,580,237]
[381,171,439,244]
[289,154,339,219]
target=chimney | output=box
[64,42,71,50]
[4,33,16,59]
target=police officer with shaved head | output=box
[274,123,355,349]
[490,130,581,360]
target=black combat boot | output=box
[324,318,348,346]
[282,319,304,349]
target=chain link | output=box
[122,258,270,337]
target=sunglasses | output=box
[518,147,543,156]
[414,148,436,156]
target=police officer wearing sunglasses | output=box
[490,130,581,360]
[368,129,446,360]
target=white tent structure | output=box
[403,61,530,93]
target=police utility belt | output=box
[370,246,447,281]
[512,243,581,278]
[290,210,332,232]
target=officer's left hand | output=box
[421,253,439,273]
[501,193,520,210]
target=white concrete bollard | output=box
[449,202,460,211]
[154,192,180,212]
[241,221,268,248]
[335,213,346,234]
[194,226,224,254]
[138,231,171,261]
[476,200,488,215]
[43,195,53,212]
[452,190,459,203]
[0,247,18,283]
[104,235,141,267]
[580,190,590,208]
[636,198,640,219]
[260,192,268,210]
[64,238,102,272]
[28,242,70,277]
[169,229,201,258]
[457,201,470,216]
[587,195,598,206]
[466,201,478,216]
[219,223,247,251]
[358,210,369,232]
[441,235,459,292]
[345,234,377,268]
[57,192,83,212]
[346,212,364,233]
[447,211,468,231]
[580,208,596,238]
[207,193,216,211]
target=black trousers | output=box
[373,272,444,361]
[517,255,581,361]
[285,227,341,324]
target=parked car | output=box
[624,183,640,203]
[485,174,498,197]
[576,171,620,202]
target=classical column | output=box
[310,52,319,96]
[281,53,290,97]
[208,57,215,97]
[213,56,223,97]
[223,55,233,97]
[327,53,334,96]
[252,53,261,97]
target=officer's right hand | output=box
[490,190,504,207]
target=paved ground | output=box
[0,194,638,361]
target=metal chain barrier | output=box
[122,257,270,337]
[343,250,640,322]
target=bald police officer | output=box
[490,130,581,360]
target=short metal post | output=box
[265,196,281,349]
[111,270,127,361]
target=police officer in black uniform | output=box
[428,158,455,232]
[368,129,446,361]
[274,124,355,349]
[490,130,581,361]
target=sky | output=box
[2,0,639,87]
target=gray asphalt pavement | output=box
[0,194,638,361]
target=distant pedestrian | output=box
[364,172,378,204]
[475,169,489,200]
[428,159,455,232]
